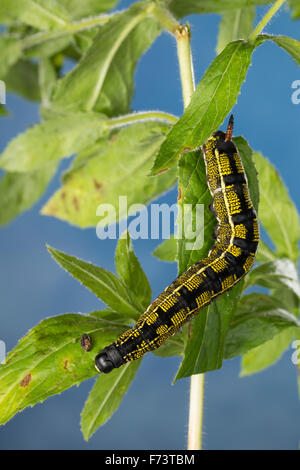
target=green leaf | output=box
[233,136,259,212]
[0,163,57,226]
[256,239,277,263]
[151,40,255,175]
[52,2,161,116]
[81,359,141,441]
[115,233,152,310]
[25,35,72,59]
[240,328,295,376]
[41,121,177,228]
[0,0,70,30]
[152,236,177,262]
[245,259,300,299]
[216,7,255,54]
[59,0,119,20]
[0,111,107,172]
[0,313,126,425]
[88,308,131,323]
[272,285,300,318]
[168,0,270,18]
[39,57,58,107]
[153,335,184,357]
[47,246,144,320]
[253,152,300,262]
[3,59,41,102]
[177,147,215,274]
[0,105,9,116]
[175,282,244,380]
[0,36,22,78]
[256,34,300,66]
[289,0,300,18]
[224,293,300,359]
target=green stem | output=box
[174,22,205,450]
[152,3,180,34]
[175,24,195,109]
[107,111,178,129]
[22,13,115,50]
[249,0,286,42]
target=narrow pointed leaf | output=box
[115,233,152,310]
[151,40,255,175]
[152,237,177,262]
[81,360,141,441]
[47,246,144,320]
[0,313,127,425]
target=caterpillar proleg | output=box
[95,116,259,374]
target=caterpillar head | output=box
[95,344,123,374]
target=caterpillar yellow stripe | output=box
[95,116,259,373]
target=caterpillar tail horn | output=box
[225,114,234,142]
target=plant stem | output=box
[152,3,180,34]
[249,0,286,42]
[174,22,205,451]
[108,110,178,129]
[175,24,195,109]
[187,374,205,450]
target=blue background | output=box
[0,0,299,450]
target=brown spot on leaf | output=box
[73,197,79,211]
[61,191,66,200]
[158,168,169,175]
[64,360,69,370]
[110,134,119,143]
[20,373,32,388]
[93,179,102,191]
[177,188,182,201]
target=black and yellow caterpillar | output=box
[95,116,259,373]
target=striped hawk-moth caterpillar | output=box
[95,115,259,373]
